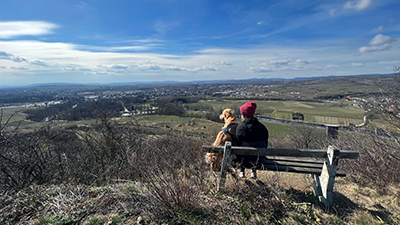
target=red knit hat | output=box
[240,102,257,117]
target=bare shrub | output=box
[77,115,134,184]
[0,121,85,190]
[334,132,400,189]
[133,134,208,215]
[287,125,326,149]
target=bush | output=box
[334,132,400,189]
[288,125,326,149]
[137,135,206,214]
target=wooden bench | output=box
[203,141,359,207]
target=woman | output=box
[236,102,268,179]
[206,109,239,172]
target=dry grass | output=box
[1,113,400,224]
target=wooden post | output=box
[325,126,339,139]
[217,141,231,191]
[313,145,340,207]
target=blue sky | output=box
[0,0,399,86]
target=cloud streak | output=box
[154,19,179,35]
[0,21,58,39]
[371,25,383,33]
[0,51,28,63]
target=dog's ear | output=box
[223,112,228,120]
[224,111,229,119]
[225,109,234,120]
[225,109,232,118]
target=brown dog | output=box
[206,109,238,172]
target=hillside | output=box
[1,113,400,224]
[1,73,400,224]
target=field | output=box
[117,114,300,141]
[1,99,366,141]
[1,106,40,132]
[186,99,366,125]
[244,75,385,99]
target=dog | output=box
[206,109,239,172]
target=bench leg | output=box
[217,141,232,191]
[313,145,340,207]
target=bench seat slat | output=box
[260,165,346,177]
[264,160,323,169]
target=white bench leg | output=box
[218,141,232,191]
[313,145,340,207]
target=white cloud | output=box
[260,58,314,71]
[371,25,383,33]
[326,64,340,68]
[249,67,273,73]
[210,60,233,66]
[165,66,188,71]
[0,51,14,60]
[296,59,312,65]
[31,60,50,67]
[110,64,129,70]
[137,62,161,70]
[359,44,391,53]
[11,66,29,70]
[344,0,372,11]
[359,34,396,53]
[378,61,400,64]
[79,68,92,72]
[351,62,364,66]
[270,59,290,66]
[13,56,28,63]
[369,34,394,46]
[77,45,155,52]
[62,64,83,71]
[0,51,28,63]
[0,21,58,39]
[189,65,219,72]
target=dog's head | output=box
[219,109,236,122]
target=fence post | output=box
[217,141,231,191]
[313,145,340,207]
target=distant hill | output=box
[0,73,394,91]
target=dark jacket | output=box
[235,117,269,169]
[236,117,268,148]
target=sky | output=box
[0,0,399,86]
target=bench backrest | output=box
[203,145,359,159]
